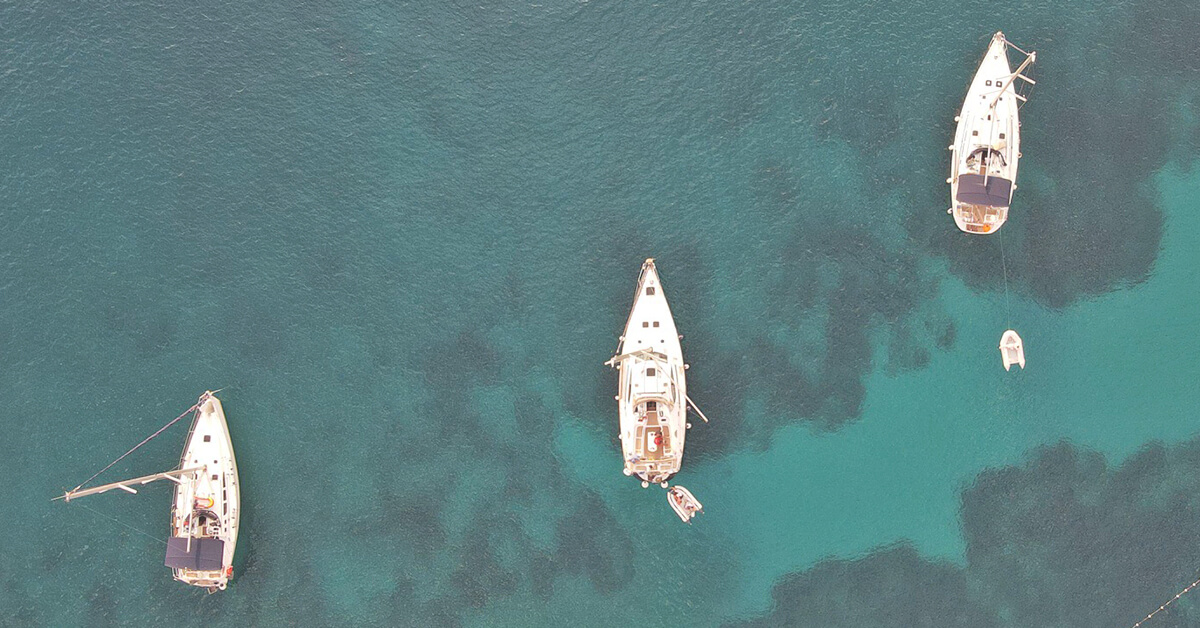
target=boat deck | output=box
[958,204,1006,232]
[635,406,672,461]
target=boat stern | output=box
[951,203,1008,234]
[623,457,680,487]
[950,174,1013,234]
[621,398,684,485]
[166,536,234,591]
[173,566,233,592]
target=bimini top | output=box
[956,174,1013,207]
[165,537,225,570]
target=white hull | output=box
[667,485,703,524]
[1000,330,1026,371]
[611,259,687,486]
[169,392,240,591]
[949,33,1033,235]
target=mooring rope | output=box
[1131,575,1200,628]
[999,226,1013,329]
[71,401,200,493]
[77,501,167,547]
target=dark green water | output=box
[1,1,1198,626]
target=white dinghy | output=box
[948,32,1036,234]
[57,392,240,592]
[607,259,705,488]
[1000,330,1025,371]
[667,485,704,524]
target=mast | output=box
[988,44,1037,111]
[605,348,669,368]
[183,469,195,552]
[982,39,1035,188]
[686,396,711,424]
[983,114,997,187]
[56,467,204,502]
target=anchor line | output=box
[71,401,201,493]
[1131,574,1200,628]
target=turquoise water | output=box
[2,0,1198,626]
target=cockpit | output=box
[965,147,1006,175]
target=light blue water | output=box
[1,1,1198,626]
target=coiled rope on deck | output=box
[70,401,200,493]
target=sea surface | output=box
[2,1,1199,626]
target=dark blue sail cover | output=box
[164,537,225,570]
[956,174,1013,207]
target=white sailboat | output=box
[947,32,1036,234]
[607,259,701,488]
[57,391,240,592]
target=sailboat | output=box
[607,259,709,489]
[947,32,1036,234]
[57,391,240,592]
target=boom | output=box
[56,467,204,502]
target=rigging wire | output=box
[1003,34,1034,59]
[77,501,167,547]
[1131,574,1200,628]
[1015,50,1037,111]
[71,401,200,493]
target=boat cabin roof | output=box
[956,174,1013,207]
[165,537,225,570]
